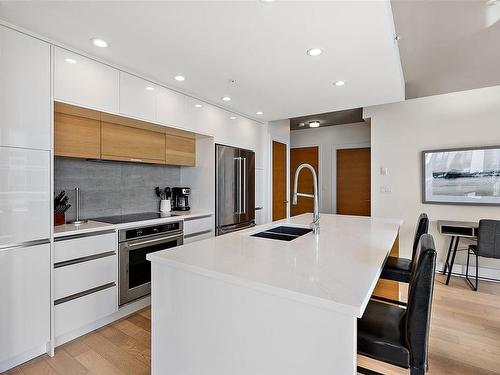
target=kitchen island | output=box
[147,213,401,374]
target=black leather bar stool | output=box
[380,213,429,283]
[358,234,437,375]
[466,219,500,291]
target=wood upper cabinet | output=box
[101,119,166,164]
[54,102,101,159]
[165,129,196,166]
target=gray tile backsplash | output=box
[55,157,180,220]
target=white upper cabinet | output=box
[119,72,157,122]
[156,87,186,128]
[54,47,119,113]
[0,26,50,150]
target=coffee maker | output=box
[172,187,190,211]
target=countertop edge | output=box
[147,253,361,317]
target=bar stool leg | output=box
[442,236,455,275]
[446,237,460,285]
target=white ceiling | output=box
[392,0,500,99]
[0,1,405,121]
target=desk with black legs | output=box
[438,220,478,285]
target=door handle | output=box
[241,157,247,214]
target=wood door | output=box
[336,147,371,216]
[54,102,101,159]
[165,134,196,166]
[101,122,166,164]
[290,146,319,216]
[272,141,287,221]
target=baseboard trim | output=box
[0,343,48,372]
[437,261,500,283]
[54,296,150,347]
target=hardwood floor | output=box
[6,275,500,375]
[5,308,151,375]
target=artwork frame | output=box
[422,145,500,206]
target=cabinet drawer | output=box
[184,231,213,244]
[54,231,116,264]
[184,216,212,236]
[54,253,116,301]
[55,285,117,338]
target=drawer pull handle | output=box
[54,282,115,305]
[54,251,116,268]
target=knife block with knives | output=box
[54,190,71,226]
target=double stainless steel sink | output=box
[251,225,312,241]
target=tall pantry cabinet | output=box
[0,25,51,371]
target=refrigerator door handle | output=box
[238,157,243,214]
[241,157,247,214]
[234,157,240,214]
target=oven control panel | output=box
[122,221,182,241]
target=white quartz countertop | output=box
[147,214,401,317]
[54,210,213,238]
[54,220,115,238]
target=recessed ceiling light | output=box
[175,75,185,82]
[335,80,345,86]
[90,38,108,48]
[256,111,264,115]
[299,123,305,127]
[65,58,77,64]
[309,121,320,128]
[260,0,275,2]
[306,48,323,57]
[230,116,237,120]
[194,104,203,108]
[222,96,231,102]
[145,86,155,91]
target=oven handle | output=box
[122,232,183,249]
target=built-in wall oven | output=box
[118,221,183,305]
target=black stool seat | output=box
[381,213,428,284]
[380,256,411,283]
[358,300,409,368]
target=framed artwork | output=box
[422,146,500,206]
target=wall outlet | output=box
[380,186,392,193]
[380,167,388,176]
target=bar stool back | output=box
[466,219,500,291]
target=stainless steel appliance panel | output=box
[216,145,240,229]
[238,148,255,225]
[216,144,255,236]
[118,222,183,305]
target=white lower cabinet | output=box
[55,286,117,338]
[0,243,50,369]
[183,215,213,243]
[54,254,116,301]
[54,232,118,342]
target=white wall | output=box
[365,85,500,277]
[290,123,371,214]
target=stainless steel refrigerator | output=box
[216,144,255,235]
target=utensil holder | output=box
[160,199,171,213]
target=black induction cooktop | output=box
[92,212,178,225]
